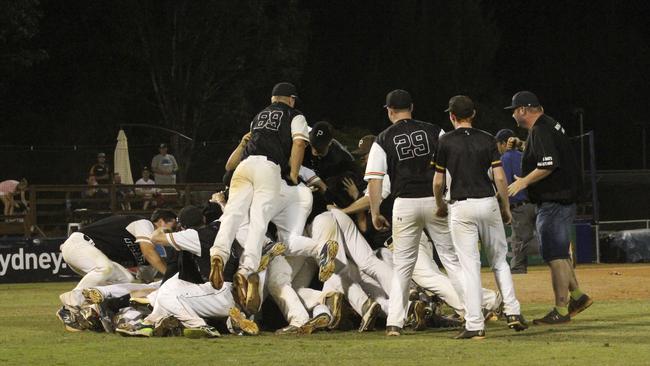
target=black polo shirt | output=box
[435,128,500,201]
[365,119,442,198]
[522,114,579,204]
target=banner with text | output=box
[0,238,79,283]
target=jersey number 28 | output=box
[253,111,283,131]
[394,131,430,160]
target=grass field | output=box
[1,264,650,365]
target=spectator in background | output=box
[151,143,178,185]
[135,167,158,210]
[496,129,538,274]
[90,152,111,184]
[0,178,28,218]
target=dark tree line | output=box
[1,0,649,184]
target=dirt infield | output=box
[481,263,650,304]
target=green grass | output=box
[1,282,649,366]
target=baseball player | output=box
[119,206,258,338]
[209,82,310,314]
[505,91,592,324]
[365,89,464,336]
[433,95,527,339]
[56,209,177,331]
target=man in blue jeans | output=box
[495,129,538,274]
[506,91,593,324]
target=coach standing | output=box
[506,91,593,324]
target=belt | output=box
[510,201,530,209]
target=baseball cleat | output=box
[568,294,593,317]
[358,300,380,332]
[228,307,259,336]
[257,242,287,272]
[385,325,402,336]
[322,291,343,329]
[407,300,428,331]
[275,324,309,335]
[79,304,104,332]
[233,272,248,312]
[209,255,225,290]
[506,314,529,331]
[129,297,153,312]
[245,272,261,315]
[429,313,464,329]
[183,325,221,339]
[318,240,339,282]
[115,320,153,337]
[153,316,184,337]
[304,313,332,333]
[483,290,503,321]
[82,288,104,304]
[55,306,84,332]
[453,329,486,340]
[533,308,571,325]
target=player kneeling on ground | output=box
[117,205,259,338]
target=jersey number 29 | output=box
[394,131,430,160]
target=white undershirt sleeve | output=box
[291,115,310,142]
[126,219,155,244]
[364,142,387,181]
[165,229,201,256]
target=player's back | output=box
[376,119,441,198]
[436,128,499,201]
[244,102,300,174]
[80,215,147,265]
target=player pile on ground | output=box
[55,85,593,339]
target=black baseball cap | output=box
[495,129,515,143]
[271,82,298,98]
[352,135,376,155]
[384,89,412,109]
[309,121,333,153]
[178,205,204,228]
[504,91,540,110]
[445,95,475,119]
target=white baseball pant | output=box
[210,156,281,275]
[60,232,135,307]
[145,274,235,328]
[450,197,521,331]
[387,196,464,328]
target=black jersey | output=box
[80,215,151,267]
[522,114,579,204]
[176,221,242,284]
[367,119,442,198]
[244,102,304,175]
[304,139,358,181]
[434,128,501,201]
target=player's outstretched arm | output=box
[225,132,251,171]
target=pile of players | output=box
[55,83,592,339]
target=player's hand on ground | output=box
[508,175,527,196]
[342,177,359,200]
[372,213,390,231]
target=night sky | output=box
[2,0,649,183]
